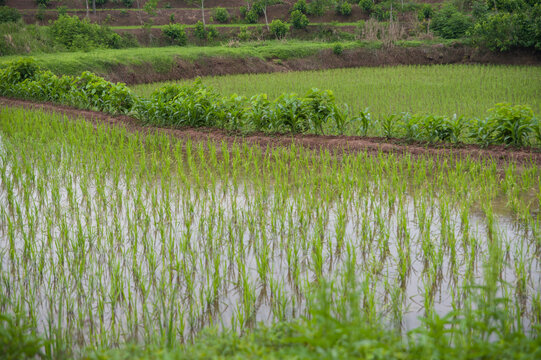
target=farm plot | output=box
[132,65,541,120]
[0,107,540,357]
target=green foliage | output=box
[0,313,45,360]
[292,0,308,14]
[332,42,344,54]
[359,0,374,14]
[336,1,352,16]
[194,20,207,40]
[488,103,535,146]
[291,10,309,29]
[270,19,290,39]
[418,4,434,21]
[49,15,129,51]
[472,0,489,20]
[0,6,21,24]
[214,7,230,24]
[372,4,392,21]
[162,24,187,46]
[307,0,332,16]
[471,6,540,51]
[0,60,135,114]
[35,0,50,6]
[123,0,134,7]
[245,9,259,24]
[431,5,473,39]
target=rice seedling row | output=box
[0,107,539,357]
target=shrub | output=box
[359,0,374,14]
[194,20,207,40]
[35,0,50,6]
[291,10,309,29]
[122,0,134,7]
[372,4,391,21]
[49,15,128,50]
[245,9,259,24]
[333,43,344,55]
[238,26,252,41]
[336,1,352,16]
[94,0,108,6]
[0,6,20,23]
[471,0,488,20]
[418,4,433,21]
[214,7,230,23]
[308,0,330,16]
[270,19,289,39]
[431,5,472,39]
[292,0,308,14]
[489,103,534,146]
[162,23,187,45]
[472,9,539,51]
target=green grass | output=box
[131,64,541,119]
[0,40,367,76]
[1,106,540,358]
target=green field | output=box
[132,64,541,120]
[0,41,370,76]
[1,106,540,358]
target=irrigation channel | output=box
[0,107,540,352]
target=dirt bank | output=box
[104,45,541,85]
[2,97,539,165]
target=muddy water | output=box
[0,149,540,349]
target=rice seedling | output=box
[0,106,540,358]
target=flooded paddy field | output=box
[0,107,540,356]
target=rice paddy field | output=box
[1,105,540,358]
[132,65,541,120]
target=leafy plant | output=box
[291,10,309,29]
[0,6,21,24]
[431,5,472,39]
[162,24,187,45]
[332,42,344,54]
[489,103,534,146]
[336,1,352,16]
[292,0,308,14]
[270,19,289,39]
[359,0,374,14]
[0,313,45,360]
[214,7,230,23]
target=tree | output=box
[187,0,207,28]
[259,0,280,31]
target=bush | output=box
[162,23,187,45]
[333,43,344,55]
[308,0,330,16]
[0,61,135,114]
[372,4,392,21]
[270,19,289,39]
[122,0,134,7]
[245,9,259,24]
[472,7,540,51]
[292,0,308,14]
[359,0,374,14]
[0,6,21,24]
[35,0,50,6]
[194,20,207,40]
[431,5,472,39]
[418,4,433,21]
[291,10,309,29]
[214,7,230,23]
[49,15,128,51]
[336,1,352,16]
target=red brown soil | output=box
[2,97,539,166]
[103,45,541,85]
